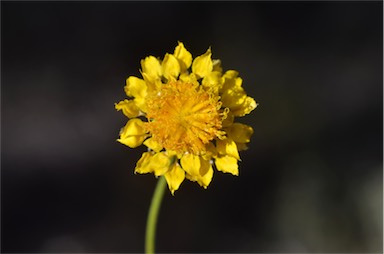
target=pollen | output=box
[146,81,223,155]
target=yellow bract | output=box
[115,42,257,194]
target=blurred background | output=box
[1,1,383,253]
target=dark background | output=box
[1,1,383,253]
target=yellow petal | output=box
[203,142,218,158]
[223,70,239,79]
[150,152,174,177]
[174,41,192,73]
[231,96,257,117]
[180,153,200,177]
[125,76,147,99]
[222,111,234,127]
[202,71,222,92]
[221,70,239,91]
[236,142,249,151]
[140,56,162,81]
[135,152,154,174]
[141,71,162,95]
[115,99,140,118]
[220,71,256,115]
[196,163,213,189]
[165,163,185,195]
[117,118,147,148]
[162,53,180,80]
[143,137,163,153]
[215,155,239,176]
[182,155,214,188]
[118,134,146,148]
[192,47,213,79]
[199,156,212,176]
[227,123,254,143]
[220,71,243,93]
[216,138,240,160]
[179,73,199,87]
[221,85,247,109]
[212,59,223,73]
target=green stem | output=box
[145,176,167,254]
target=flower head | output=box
[115,42,257,194]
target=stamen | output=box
[146,81,222,155]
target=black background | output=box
[1,1,383,253]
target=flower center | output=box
[146,81,223,155]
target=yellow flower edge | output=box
[115,42,257,195]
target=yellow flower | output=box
[115,42,257,195]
